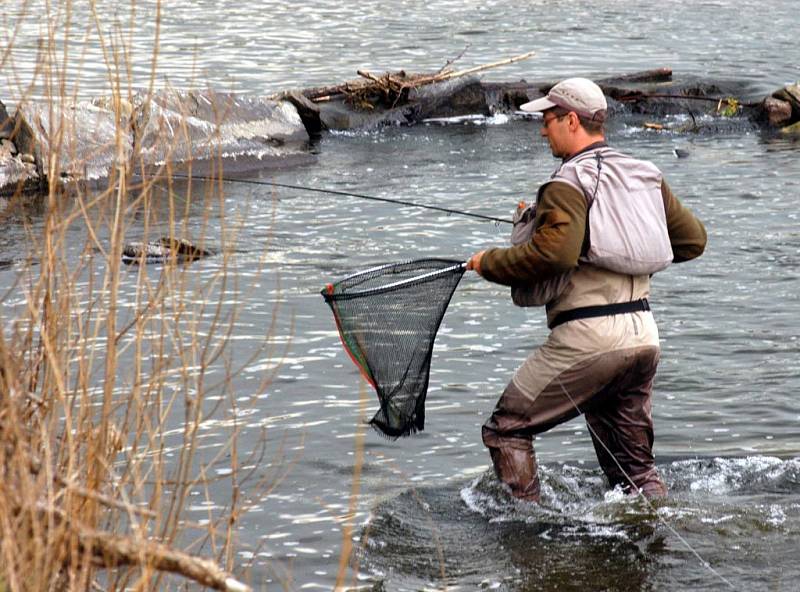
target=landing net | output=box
[322,259,466,438]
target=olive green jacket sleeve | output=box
[481,182,586,287]
[662,180,707,262]
[480,178,707,287]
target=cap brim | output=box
[519,96,556,112]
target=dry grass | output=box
[0,1,285,590]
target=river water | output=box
[3,1,800,590]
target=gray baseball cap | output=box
[520,77,608,122]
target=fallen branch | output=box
[80,527,250,592]
[8,479,250,591]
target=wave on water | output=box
[354,455,800,591]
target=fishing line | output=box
[168,174,513,225]
[555,377,736,590]
[170,174,730,583]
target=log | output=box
[598,67,673,84]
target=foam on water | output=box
[423,113,511,126]
[356,456,800,589]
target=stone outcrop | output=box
[3,71,800,197]
[1,91,311,196]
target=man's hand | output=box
[466,250,486,276]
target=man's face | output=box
[540,109,571,158]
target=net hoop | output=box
[323,259,467,301]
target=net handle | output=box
[330,261,467,299]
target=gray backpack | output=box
[511,147,673,307]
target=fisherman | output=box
[466,78,707,502]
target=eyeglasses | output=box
[541,113,569,128]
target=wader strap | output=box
[549,298,650,330]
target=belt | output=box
[549,298,651,330]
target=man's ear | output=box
[567,112,580,131]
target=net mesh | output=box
[322,259,466,438]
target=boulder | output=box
[132,89,311,167]
[0,152,39,196]
[316,98,415,130]
[0,100,14,139]
[482,82,539,113]
[772,83,800,121]
[16,100,132,180]
[1,104,41,195]
[760,97,793,127]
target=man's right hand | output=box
[466,251,485,277]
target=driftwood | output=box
[302,51,536,110]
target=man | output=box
[466,78,706,502]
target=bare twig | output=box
[436,50,536,81]
[436,44,471,75]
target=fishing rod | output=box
[168,174,513,225]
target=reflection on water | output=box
[2,0,800,589]
[3,0,799,100]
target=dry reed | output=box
[0,1,285,590]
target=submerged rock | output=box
[122,237,215,265]
[779,121,800,138]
